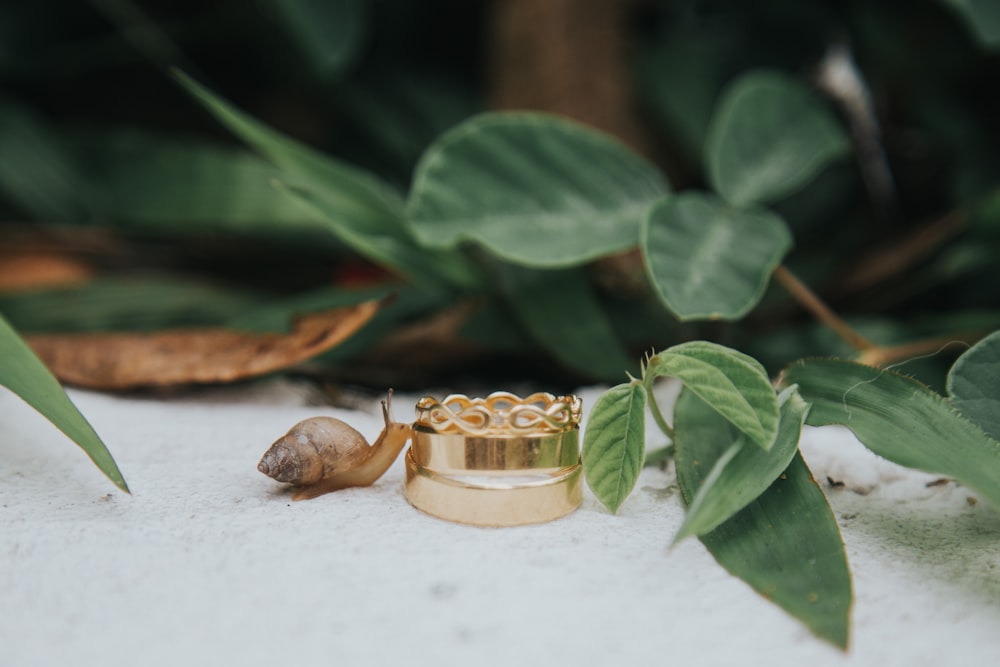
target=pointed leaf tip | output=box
[582,382,647,513]
[646,341,779,450]
[0,314,129,492]
[674,388,851,648]
[672,385,808,544]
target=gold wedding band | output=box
[414,392,582,436]
[411,429,579,474]
[404,392,583,526]
[404,452,582,527]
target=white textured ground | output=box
[2,379,999,667]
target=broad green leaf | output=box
[646,341,779,449]
[746,312,1000,389]
[174,72,476,289]
[407,112,670,267]
[583,381,647,513]
[673,386,809,543]
[0,278,259,333]
[457,301,533,353]
[0,314,128,492]
[497,266,635,381]
[268,0,367,78]
[90,131,320,230]
[226,284,397,333]
[705,70,849,206]
[947,330,1000,440]
[275,182,481,290]
[0,95,96,221]
[941,0,1000,48]
[674,388,851,649]
[783,359,1000,510]
[641,192,792,320]
[335,72,480,178]
[174,72,402,218]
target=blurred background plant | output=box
[4,1,1000,645]
[2,0,998,391]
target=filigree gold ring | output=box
[404,391,583,526]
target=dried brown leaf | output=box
[0,252,94,292]
[25,299,383,389]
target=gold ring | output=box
[414,391,582,436]
[412,392,581,473]
[404,451,582,527]
[411,428,579,474]
[404,391,584,526]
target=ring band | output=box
[412,391,581,473]
[404,391,584,526]
[411,427,579,474]
[404,450,582,527]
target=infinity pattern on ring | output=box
[414,391,582,436]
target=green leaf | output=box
[174,72,401,217]
[496,266,636,381]
[275,182,482,290]
[641,192,792,320]
[457,300,533,353]
[705,70,850,206]
[268,0,367,78]
[783,358,1000,510]
[89,130,481,287]
[0,278,259,333]
[0,314,128,492]
[0,95,96,221]
[643,444,674,468]
[335,72,480,178]
[583,381,648,513]
[673,385,809,543]
[947,330,1000,440]
[941,0,1000,49]
[674,388,851,649]
[407,112,670,267]
[90,131,319,229]
[174,72,476,289]
[646,341,779,449]
[229,284,448,363]
[226,284,397,333]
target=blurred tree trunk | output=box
[488,0,649,155]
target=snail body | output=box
[258,391,412,500]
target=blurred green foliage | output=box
[4,2,1000,643]
[1,0,998,386]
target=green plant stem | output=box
[643,443,675,468]
[646,390,676,441]
[772,264,875,352]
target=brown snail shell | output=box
[258,391,411,500]
[257,417,369,485]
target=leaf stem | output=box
[646,390,676,441]
[643,444,674,468]
[855,332,983,367]
[772,264,875,351]
[835,209,965,295]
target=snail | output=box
[257,390,412,501]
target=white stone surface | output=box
[2,379,999,667]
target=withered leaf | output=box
[26,299,383,389]
[0,251,94,292]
